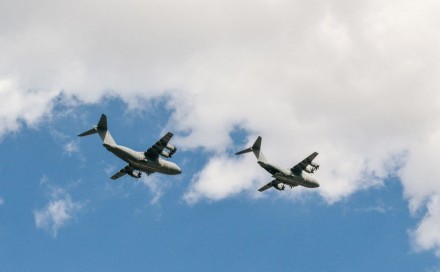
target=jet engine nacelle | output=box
[163,144,177,157]
[304,165,316,174]
[128,171,141,178]
[166,144,176,152]
[161,150,171,158]
[274,183,285,191]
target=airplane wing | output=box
[291,152,319,175]
[111,168,128,180]
[111,165,153,180]
[258,181,274,192]
[144,132,175,160]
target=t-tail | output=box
[235,136,267,162]
[78,114,116,146]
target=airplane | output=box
[78,114,181,180]
[235,136,320,192]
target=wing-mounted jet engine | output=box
[127,170,142,178]
[304,164,319,174]
[304,165,316,174]
[274,183,285,191]
[303,161,320,174]
[160,144,177,158]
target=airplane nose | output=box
[312,181,320,188]
[306,176,319,188]
[175,165,182,174]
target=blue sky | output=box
[2,0,440,271]
[0,99,439,272]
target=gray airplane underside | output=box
[235,136,320,192]
[78,114,181,180]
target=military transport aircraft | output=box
[235,136,320,192]
[78,114,181,180]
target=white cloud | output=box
[1,0,440,255]
[34,179,83,237]
[409,195,440,256]
[0,78,58,138]
[34,196,82,238]
[63,140,80,156]
[400,129,440,254]
[0,197,4,206]
[140,175,169,205]
[184,154,267,204]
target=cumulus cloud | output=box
[1,0,440,255]
[184,154,267,204]
[400,128,440,254]
[410,195,440,256]
[34,178,83,237]
[0,78,58,138]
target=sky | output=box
[1,0,440,271]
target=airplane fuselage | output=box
[273,172,319,188]
[103,143,181,175]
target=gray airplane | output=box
[78,114,181,180]
[235,136,320,191]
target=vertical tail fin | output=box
[235,136,267,162]
[96,114,108,130]
[78,114,116,146]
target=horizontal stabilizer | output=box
[235,147,253,155]
[78,127,97,137]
